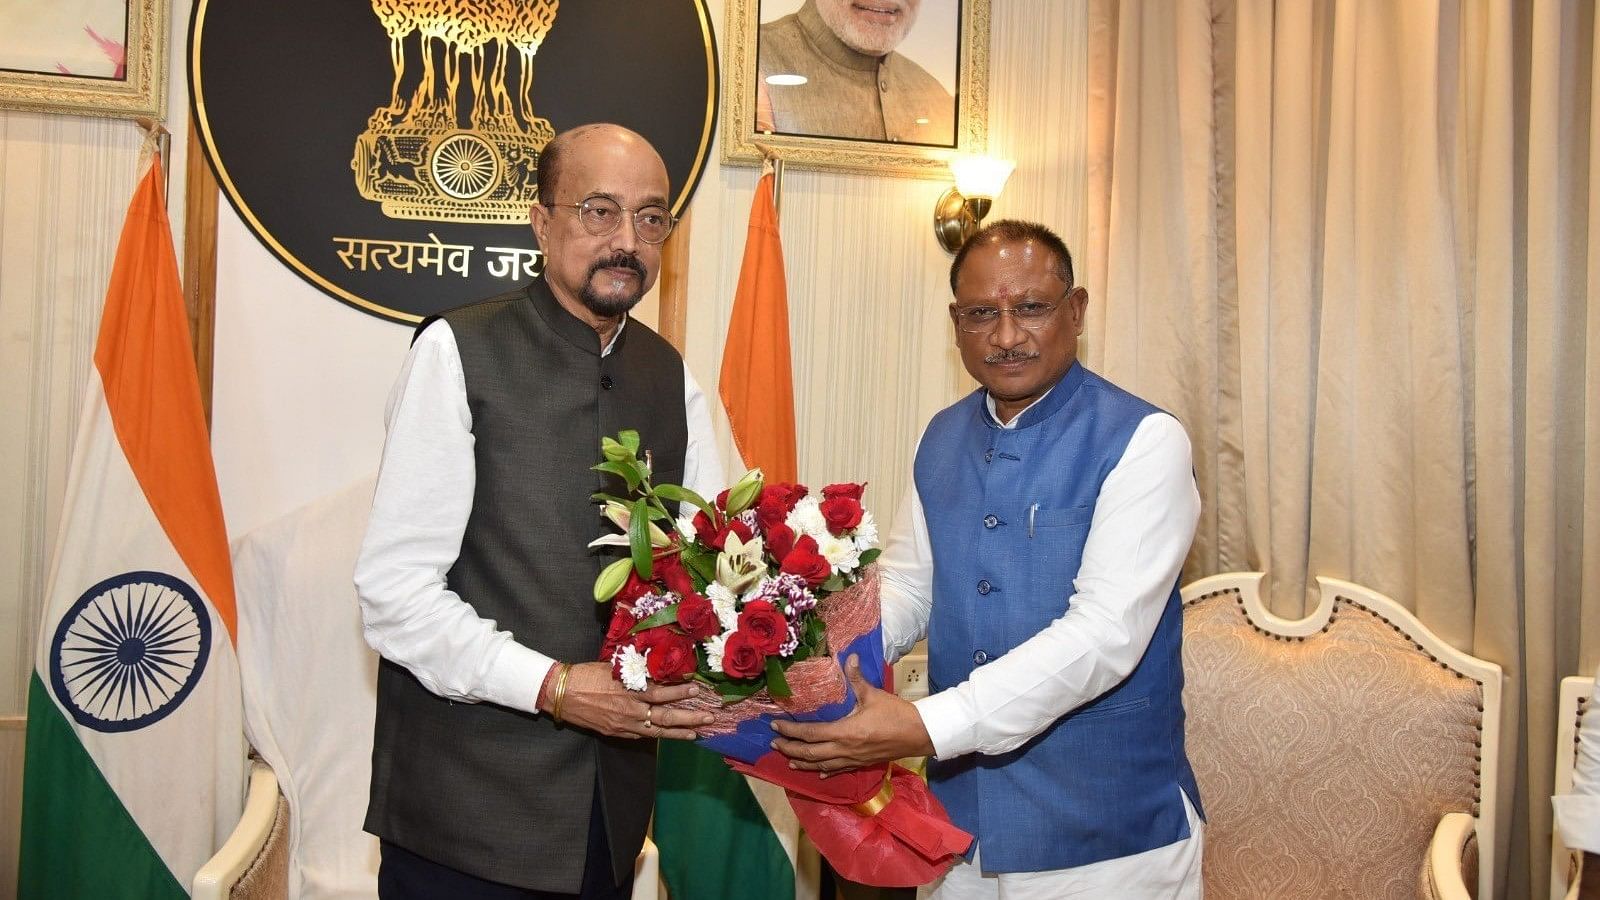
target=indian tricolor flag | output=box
[17,155,245,898]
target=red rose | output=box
[722,630,767,679]
[820,496,864,534]
[780,535,833,587]
[645,630,697,682]
[822,482,865,502]
[600,601,636,659]
[616,571,654,604]
[715,488,732,511]
[693,509,722,542]
[676,592,721,640]
[656,554,696,596]
[632,626,675,654]
[709,518,755,551]
[765,523,797,562]
[738,600,788,655]
[755,483,808,530]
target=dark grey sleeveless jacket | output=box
[365,279,687,892]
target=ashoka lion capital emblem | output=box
[353,0,558,224]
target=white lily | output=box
[600,501,671,547]
[716,531,767,595]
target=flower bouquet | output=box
[589,431,971,886]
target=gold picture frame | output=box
[722,0,989,178]
[0,0,168,119]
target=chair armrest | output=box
[193,760,281,900]
[1421,812,1476,900]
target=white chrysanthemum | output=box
[786,496,829,539]
[703,631,731,674]
[852,511,879,552]
[817,533,862,573]
[618,646,650,691]
[706,582,740,631]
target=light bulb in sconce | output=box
[934,156,1016,253]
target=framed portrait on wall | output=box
[722,0,989,178]
[0,0,168,119]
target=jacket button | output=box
[984,449,995,463]
[600,374,614,390]
[977,579,992,595]
[983,514,999,529]
[973,650,989,665]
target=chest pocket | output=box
[1015,504,1093,639]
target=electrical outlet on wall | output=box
[894,652,929,701]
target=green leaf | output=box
[593,460,643,492]
[619,430,641,454]
[630,605,681,633]
[591,491,633,506]
[652,483,715,518]
[680,544,718,586]
[764,656,792,698]
[629,498,653,579]
[822,573,846,593]
[593,557,634,602]
[716,679,765,702]
[643,504,674,523]
[858,548,882,567]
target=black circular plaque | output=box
[191,0,718,323]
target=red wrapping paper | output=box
[729,754,972,887]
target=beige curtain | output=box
[1086,1,1600,896]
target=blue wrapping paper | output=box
[694,622,886,764]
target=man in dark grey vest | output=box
[356,124,723,899]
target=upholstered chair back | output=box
[1181,573,1500,900]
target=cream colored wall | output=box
[0,0,1086,881]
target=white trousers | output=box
[920,791,1204,900]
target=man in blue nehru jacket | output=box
[773,220,1204,897]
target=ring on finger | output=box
[644,706,654,729]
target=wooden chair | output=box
[1551,675,1595,900]
[1181,573,1501,899]
[193,759,290,900]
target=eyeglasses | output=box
[544,195,677,245]
[953,298,1063,333]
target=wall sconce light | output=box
[934,156,1016,253]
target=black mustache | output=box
[985,349,1040,364]
[588,253,645,279]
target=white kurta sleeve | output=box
[1555,661,1600,853]
[354,321,554,715]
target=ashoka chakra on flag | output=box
[49,570,212,734]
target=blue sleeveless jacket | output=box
[915,362,1202,872]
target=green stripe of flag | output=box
[655,742,794,900]
[18,674,186,900]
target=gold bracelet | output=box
[550,663,572,722]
